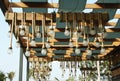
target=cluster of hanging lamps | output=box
[30,12,36,46]
[41,14,47,55]
[63,12,107,56]
[6,11,107,58]
[25,22,30,57]
[7,12,15,54]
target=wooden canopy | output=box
[0,0,120,62]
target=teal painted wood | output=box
[58,0,87,12]
[93,9,116,20]
[93,0,117,20]
[53,55,64,59]
[105,32,120,38]
[55,32,69,38]
[34,48,108,57]
[97,0,120,3]
[23,8,48,13]
[35,53,47,57]
[54,42,69,45]
[54,50,66,54]
[56,18,66,28]
[22,0,48,13]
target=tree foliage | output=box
[0,71,6,81]
[7,72,15,81]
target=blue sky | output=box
[0,9,23,80]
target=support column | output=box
[26,58,29,81]
[19,48,23,81]
[97,61,100,81]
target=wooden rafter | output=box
[10,2,120,9]
[51,27,120,32]
[1,0,120,61]
[5,12,117,26]
[0,0,9,15]
[21,41,118,49]
[98,48,114,58]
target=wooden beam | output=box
[22,41,117,60]
[98,48,114,58]
[106,28,120,32]
[56,14,120,19]
[23,42,117,49]
[114,14,120,18]
[112,68,120,77]
[10,2,120,9]
[85,3,120,9]
[11,2,58,8]
[6,12,51,22]
[54,27,119,33]
[21,36,120,48]
[34,37,120,42]
[5,12,118,27]
[112,41,120,46]
[0,0,9,15]
[28,57,51,62]
[89,48,112,58]
[106,22,116,26]
[3,0,9,8]
[49,38,120,42]
[28,55,107,61]
[80,67,97,71]
[57,12,109,23]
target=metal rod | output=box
[27,26,29,50]
[65,13,68,29]
[10,12,15,47]
[21,12,24,27]
[42,14,45,48]
[32,12,35,39]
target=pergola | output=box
[0,0,120,81]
